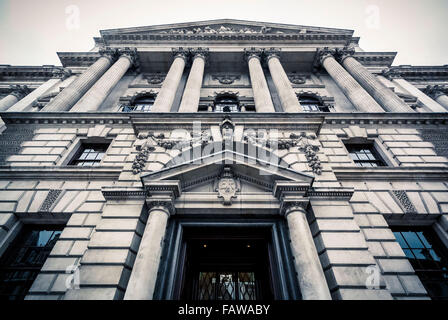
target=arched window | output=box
[122,94,156,112]
[298,95,330,112]
[214,94,239,113]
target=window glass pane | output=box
[402,232,424,248]
[394,232,409,248]
[417,232,432,248]
[403,249,415,259]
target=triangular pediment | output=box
[100,19,353,37]
[141,150,313,192]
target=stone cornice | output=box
[101,186,146,200]
[0,65,72,80]
[333,167,448,181]
[0,166,121,180]
[99,32,353,46]
[2,112,447,128]
[383,65,448,81]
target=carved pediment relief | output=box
[100,20,354,38]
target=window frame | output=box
[59,137,111,166]
[0,224,64,300]
[68,143,109,167]
[392,227,448,300]
[342,138,396,167]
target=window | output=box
[345,143,386,167]
[393,228,448,300]
[121,95,155,112]
[298,95,330,112]
[69,143,109,167]
[0,226,63,300]
[214,95,240,113]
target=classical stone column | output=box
[151,49,188,112]
[424,85,448,110]
[245,49,275,112]
[283,201,332,300]
[70,49,136,112]
[266,50,303,112]
[319,51,384,112]
[124,181,180,300]
[42,50,116,112]
[0,85,30,111]
[124,204,171,300]
[178,48,207,113]
[339,51,413,112]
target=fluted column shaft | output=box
[70,55,133,112]
[341,56,413,112]
[285,205,332,300]
[247,54,275,112]
[321,54,384,112]
[42,55,113,111]
[151,53,187,112]
[0,95,19,111]
[124,206,170,300]
[178,53,205,112]
[267,54,303,112]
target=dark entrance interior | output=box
[177,227,275,300]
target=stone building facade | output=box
[0,19,447,300]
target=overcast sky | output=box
[0,0,447,67]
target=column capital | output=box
[144,180,181,216]
[9,84,30,100]
[316,47,337,66]
[334,47,356,63]
[98,47,119,62]
[118,47,139,68]
[280,199,309,216]
[424,85,447,99]
[189,47,209,62]
[244,47,263,61]
[264,48,282,62]
[172,47,189,62]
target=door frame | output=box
[153,217,301,300]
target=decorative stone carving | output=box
[9,85,31,100]
[287,73,307,84]
[220,117,235,146]
[214,166,240,205]
[39,189,62,212]
[392,190,417,214]
[132,130,212,174]
[244,132,322,174]
[160,25,282,35]
[145,73,166,84]
[151,131,211,150]
[132,135,156,174]
[424,85,447,99]
[212,74,241,84]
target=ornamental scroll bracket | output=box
[243,132,322,175]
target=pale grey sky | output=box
[0,0,447,67]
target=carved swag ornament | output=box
[132,130,212,174]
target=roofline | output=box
[99,18,354,36]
